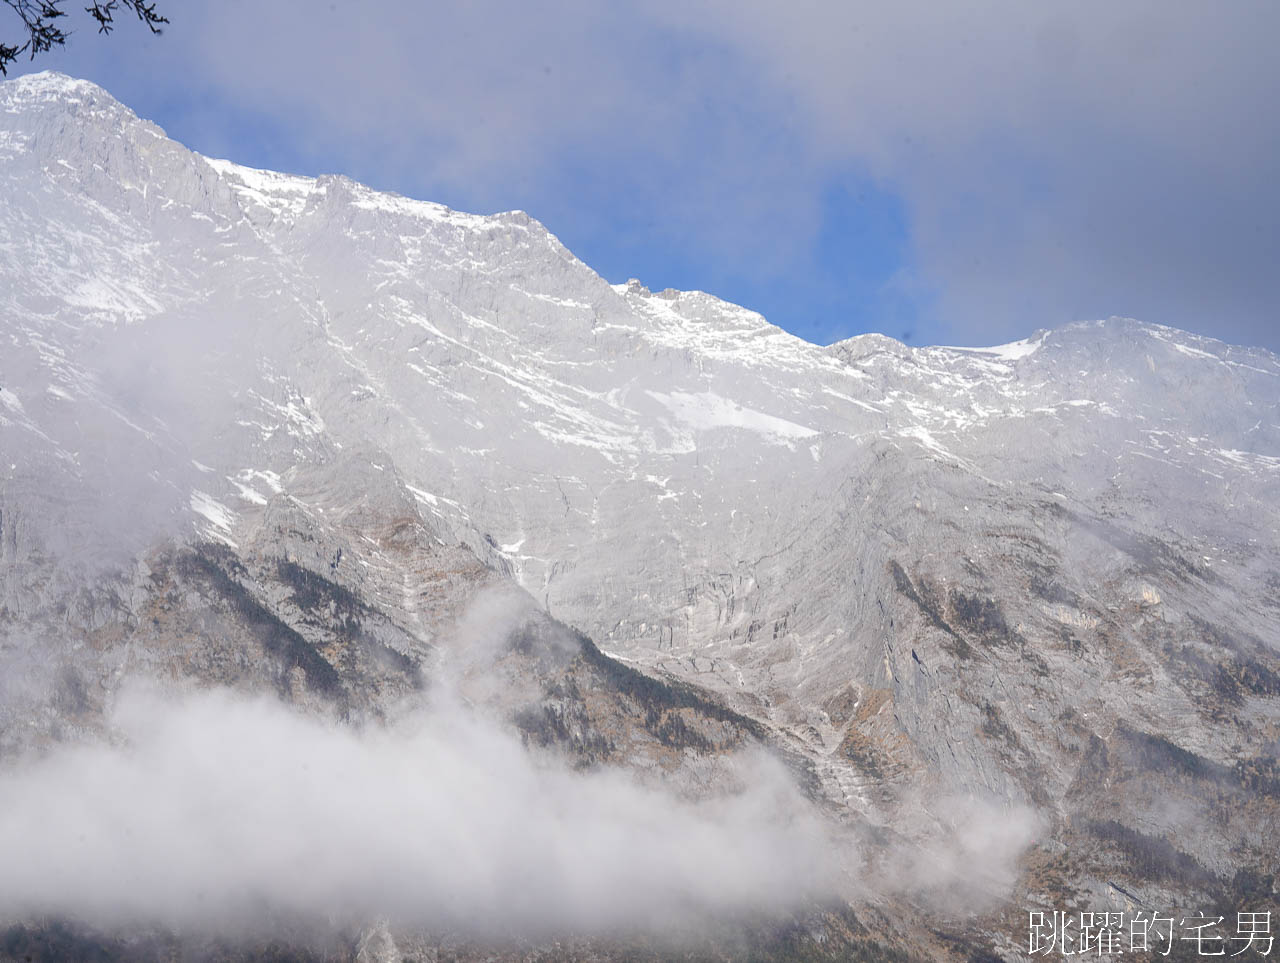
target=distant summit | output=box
[1,71,1278,961]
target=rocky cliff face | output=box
[1,72,1277,961]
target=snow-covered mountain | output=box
[1,72,1277,961]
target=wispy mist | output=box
[884,793,1044,915]
[24,0,1279,349]
[0,681,840,940]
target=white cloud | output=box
[657,0,1280,345]
[28,1,1278,344]
[0,681,840,939]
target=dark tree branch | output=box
[84,0,166,36]
[1,0,166,75]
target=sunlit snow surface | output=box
[2,68,1279,678]
[3,76,1280,953]
[937,331,1047,361]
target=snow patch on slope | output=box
[940,332,1047,362]
[189,490,238,547]
[647,390,818,442]
[206,158,313,219]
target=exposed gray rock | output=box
[1,71,1277,960]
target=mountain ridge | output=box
[1,70,1278,961]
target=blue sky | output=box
[7,1,1279,351]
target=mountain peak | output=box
[1,70,118,108]
[1,69,158,158]
[3,72,1280,960]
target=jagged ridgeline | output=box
[0,71,1277,961]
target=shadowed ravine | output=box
[0,72,1276,961]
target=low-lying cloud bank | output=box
[0,683,840,939]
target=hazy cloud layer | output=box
[0,580,1041,942]
[677,0,1280,348]
[21,1,1278,348]
[0,683,839,938]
